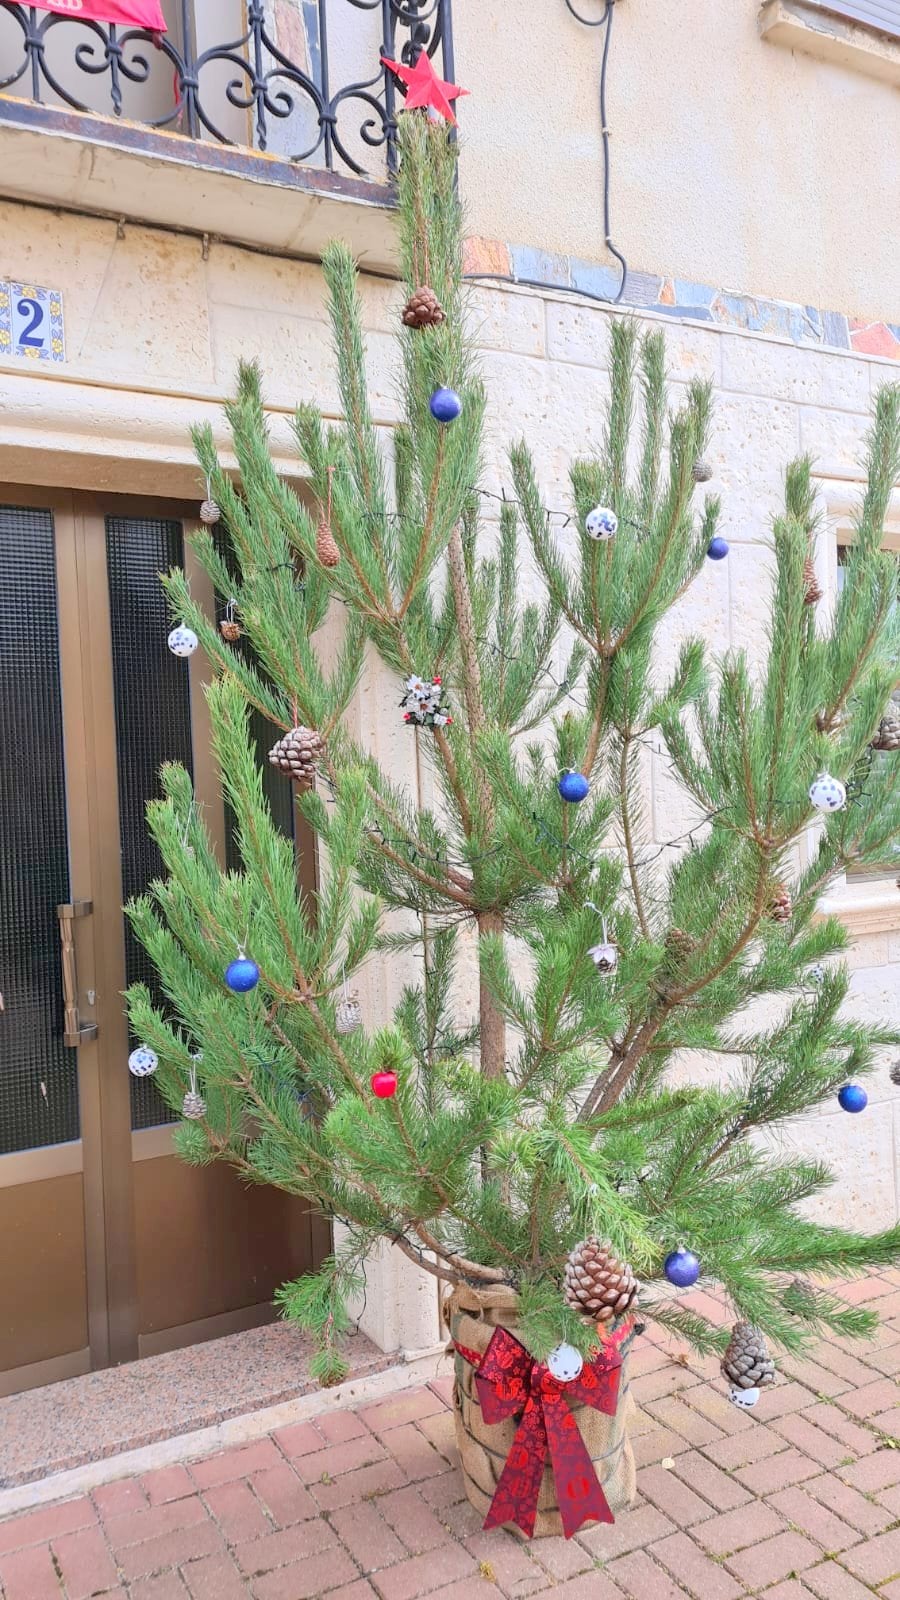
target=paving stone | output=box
[383,1425,450,1481]
[841,1525,900,1586]
[650,1529,744,1599]
[631,1426,691,1469]
[802,1470,894,1535]
[378,1486,450,1554]
[704,1423,788,1471]
[605,1548,693,1600]
[94,1478,149,1519]
[576,1501,676,1560]
[527,1532,595,1581]
[330,1501,408,1573]
[117,1520,225,1582]
[757,1382,818,1420]
[236,1517,335,1576]
[630,1366,700,1405]
[0,1495,96,1554]
[418,1473,468,1511]
[51,1521,120,1598]
[637,1463,713,1526]
[643,1395,725,1446]
[294,1435,389,1485]
[767,1485,861,1553]
[250,1463,318,1526]
[105,1494,208,1551]
[251,1545,360,1599]
[129,1574,190,1600]
[674,1385,755,1437]
[271,1421,325,1459]
[426,1581,508,1600]
[725,1531,821,1588]
[203,1478,271,1543]
[141,1466,196,1505]
[370,1543,476,1600]
[762,1584,818,1600]
[770,1414,851,1469]
[190,1439,283,1489]
[803,1402,879,1455]
[670,1451,752,1511]
[359,1390,448,1437]
[181,1550,249,1600]
[545,1572,626,1600]
[837,1378,900,1419]
[734,1447,821,1494]
[692,1498,785,1556]
[311,1459,407,1512]
[416,1410,460,1464]
[0,1542,64,1600]
[838,1447,900,1493]
[328,1584,381,1600]
[779,1355,854,1398]
[428,1377,455,1407]
[317,1409,376,1445]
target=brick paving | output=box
[2,1272,900,1599]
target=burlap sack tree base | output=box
[445,1283,637,1540]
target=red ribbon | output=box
[456,1323,630,1540]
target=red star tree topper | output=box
[381,49,468,126]
[27,0,166,29]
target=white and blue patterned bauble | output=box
[547,1343,584,1383]
[809,772,846,813]
[128,1045,158,1078]
[585,505,618,541]
[168,625,199,658]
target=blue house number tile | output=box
[0,282,65,363]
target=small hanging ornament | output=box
[890,1060,900,1088]
[838,1082,867,1114]
[315,464,341,569]
[168,625,199,657]
[335,974,362,1035]
[807,963,827,985]
[182,1056,206,1119]
[268,725,324,791]
[371,1069,398,1099]
[563,1237,638,1326]
[225,953,260,993]
[589,941,619,974]
[402,286,446,328]
[199,476,221,525]
[809,771,847,813]
[664,1247,701,1288]
[128,1045,158,1078]
[429,387,462,424]
[692,458,713,484]
[707,537,729,561]
[767,883,792,923]
[872,706,900,752]
[558,769,590,803]
[721,1321,776,1408]
[584,505,618,541]
[803,553,823,606]
[401,675,452,729]
[547,1343,584,1383]
[219,597,242,643]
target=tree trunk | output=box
[477,910,507,1079]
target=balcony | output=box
[0,1,454,267]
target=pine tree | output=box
[127,114,900,1385]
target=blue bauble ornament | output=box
[558,770,590,804]
[225,956,260,993]
[664,1247,701,1288]
[707,537,729,561]
[429,387,462,424]
[838,1083,868,1114]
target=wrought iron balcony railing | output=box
[0,0,454,180]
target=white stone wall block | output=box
[720,335,871,411]
[466,286,546,358]
[799,405,872,476]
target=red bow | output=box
[456,1324,629,1540]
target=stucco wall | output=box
[454,0,900,326]
[1,202,898,1352]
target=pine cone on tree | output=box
[768,883,792,923]
[692,458,713,484]
[721,1321,776,1390]
[803,554,823,606]
[316,517,341,569]
[784,1276,818,1317]
[200,499,221,526]
[871,705,900,751]
[268,726,324,791]
[219,619,242,642]
[402,286,446,328]
[665,927,697,965]
[890,1059,900,1088]
[563,1237,638,1326]
[182,1089,207,1120]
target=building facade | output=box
[0,0,898,1395]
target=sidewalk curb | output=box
[0,1343,451,1521]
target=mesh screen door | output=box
[105,515,194,1131]
[0,504,79,1155]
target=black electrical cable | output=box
[463,0,627,306]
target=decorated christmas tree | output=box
[127,105,900,1539]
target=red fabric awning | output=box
[24,0,167,30]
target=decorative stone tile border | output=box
[463,238,900,362]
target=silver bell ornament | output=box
[128,1045,158,1078]
[809,771,847,813]
[547,1343,584,1383]
[584,505,618,541]
[168,625,199,658]
[589,943,619,974]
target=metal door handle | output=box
[56,900,98,1046]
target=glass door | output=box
[0,487,327,1395]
